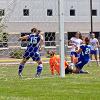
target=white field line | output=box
[0,75,59,80]
[21,75,59,80]
[0,60,100,65]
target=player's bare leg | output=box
[94,54,99,66]
[88,54,93,67]
[70,55,75,69]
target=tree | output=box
[0,17,8,47]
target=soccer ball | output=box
[69,63,74,70]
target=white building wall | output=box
[0,0,100,33]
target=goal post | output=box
[58,0,65,77]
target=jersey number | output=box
[82,48,90,55]
[30,37,37,44]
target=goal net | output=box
[0,0,66,77]
[1,0,99,78]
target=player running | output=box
[48,50,72,75]
[18,28,44,77]
[73,37,91,74]
[69,32,83,68]
[90,33,99,66]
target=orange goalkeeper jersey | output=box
[49,55,69,75]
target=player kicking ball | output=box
[72,37,91,74]
[18,28,44,77]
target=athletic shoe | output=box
[69,63,74,70]
[18,72,23,78]
[35,72,41,78]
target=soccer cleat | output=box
[83,71,89,74]
[18,72,23,78]
[69,63,74,70]
[35,72,41,78]
[97,62,100,67]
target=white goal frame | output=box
[58,0,65,77]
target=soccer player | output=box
[18,28,44,77]
[69,32,83,68]
[48,50,72,75]
[73,37,91,74]
[90,33,99,66]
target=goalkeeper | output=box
[48,51,72,75]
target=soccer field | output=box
[0,63,100,100]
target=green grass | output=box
[0,62,100,100]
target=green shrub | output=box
[10,49,24,59]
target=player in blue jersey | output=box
[72,37,91,74]
[18,28,44,77]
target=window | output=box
[92,9,97,16]
[0,9,5,16]
[47,9,53,16]
[67,32,76,45]
[23,9,29,16]
[90,32,100,39]
[70,9,75,16]
[68,32,76,40]
[45,32,56,46]
[21,33,31,47]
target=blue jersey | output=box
[27,34,41,52]
[79,44,91,61]
[75,44,91,69]
[23,33,41,61]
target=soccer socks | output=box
[36,64,43,76]
[18,63,43,77]
[18,64,24,74]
